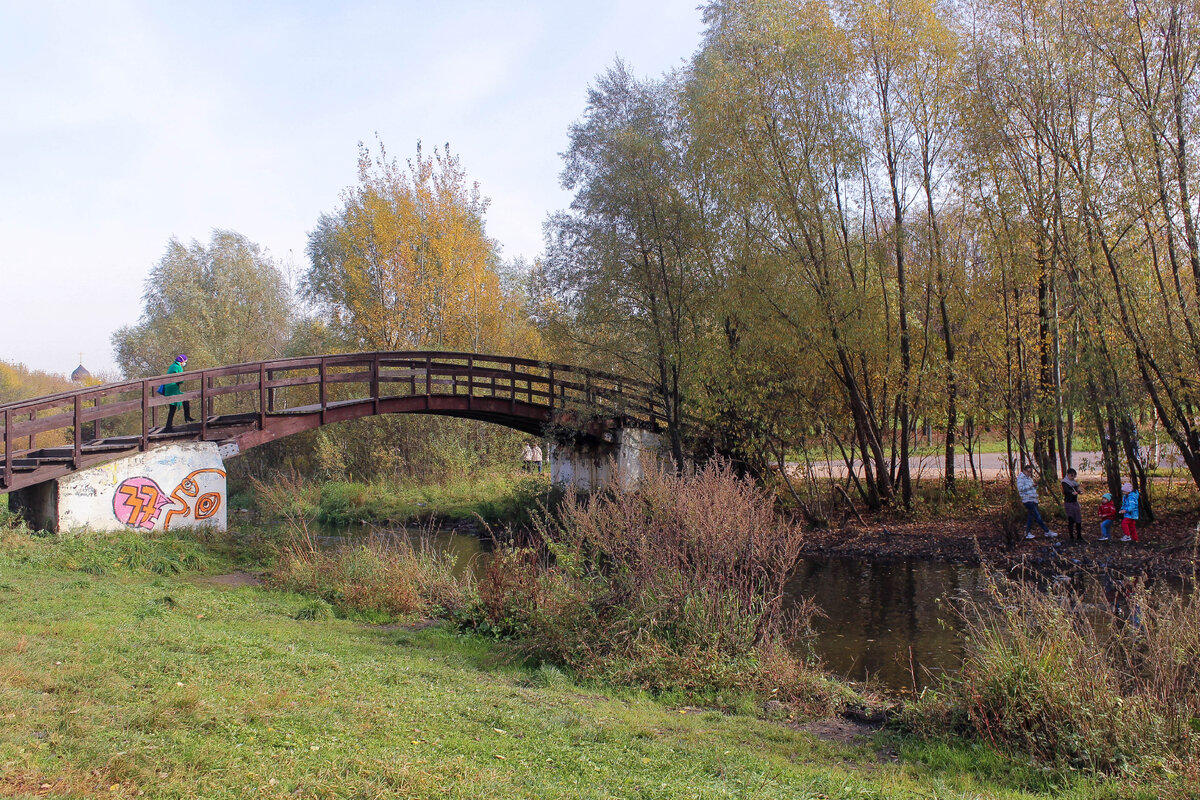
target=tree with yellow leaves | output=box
[304,140,537,357]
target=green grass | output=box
[250,471,553,529]
[0,534,1148,799]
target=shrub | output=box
[317,482,371,526]
[474,476,564,535]
[464,461,848,715]
[905,572,1200,794]
[294,599,335,621]
[270,530,469,620]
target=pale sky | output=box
[0,1,705,376]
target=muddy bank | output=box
[799,511,1200,578]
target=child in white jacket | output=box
[1017,464,1058,539]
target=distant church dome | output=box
[71,364,92,383]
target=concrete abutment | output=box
[550,428,664,491]
[10,441,228,533]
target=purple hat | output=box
[175,354,188,363]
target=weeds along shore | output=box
[3,464,1200,797]
[261,462,856,718]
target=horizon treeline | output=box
[540,0,1200,517]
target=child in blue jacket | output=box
[1119,482,1140,542]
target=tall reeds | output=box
[908,570,1200,791]
[470,461,844,713]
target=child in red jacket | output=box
[1098,493,1117,542]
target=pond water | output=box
[787,557,985,691]
[317,524,982,692]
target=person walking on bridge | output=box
[163,354,196,433]
[1017,464,1058,540]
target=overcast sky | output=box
[0,1,705,376]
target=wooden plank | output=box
[198,364,262,380]
[3,408,10,489]
[8,410,74,438]
[141,381,150,451]
[201,382,257,400]
[73,395,81,468]
[323,370,372,384]
[264,375,321,390]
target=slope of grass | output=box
[249,471,553,530]
[0,552,1144,799]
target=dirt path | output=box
[191,571,263,588]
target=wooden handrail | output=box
[0,351,668,491]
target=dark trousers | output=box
[1023,501,1049,533]
[165,401,193,430]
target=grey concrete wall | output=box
[9,480,59,532]
[551,429,663,491]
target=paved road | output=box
[791,450,1172,481]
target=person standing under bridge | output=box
[163,354,196,433]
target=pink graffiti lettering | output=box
[113,468,226,531]
[112,477,170,530]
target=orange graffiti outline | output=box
[162,468,227,531]
[194,493,221,520]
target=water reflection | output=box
[787,557,986,691]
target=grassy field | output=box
[245,470,552,530]
[0,531,1151,799]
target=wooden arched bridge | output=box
[0,351,666,495]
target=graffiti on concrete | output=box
[112,468,227,531]
[112,477,170,530]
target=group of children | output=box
[1018,463,1141,542]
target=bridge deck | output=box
[1,352,665,494]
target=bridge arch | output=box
[0,351,665,495]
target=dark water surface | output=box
[787,557,985,691]
[320,524,982,692]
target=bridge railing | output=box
[0,351,665,491]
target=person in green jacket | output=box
[163,354,196,432]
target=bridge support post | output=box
[9,441,229,534]
[550,428,663,492]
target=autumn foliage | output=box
[304,140,541,358]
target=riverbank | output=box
[801,479,1200,578]
[0,546,1136,799]
[244,471,553,532]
